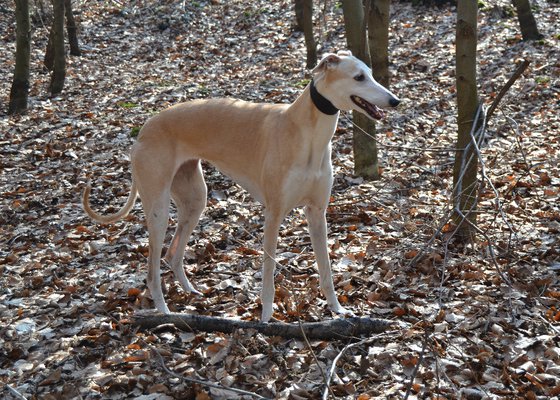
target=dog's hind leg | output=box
[143,192,171,313]
[165,160,207,295]
[133,149,174,313]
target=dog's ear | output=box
[312,53,341,74]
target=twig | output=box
[4,384,27,400]
[486,59,530,123]
[362,0,371,37]
[403,330,430,400]
[298,319,335,399]
[146,341,271,400]
[321,331,398,400]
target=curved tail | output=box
[82,180,138,224]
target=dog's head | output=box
[312,50,400,120]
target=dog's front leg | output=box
[260,210,284,322]
[305,204,354,317]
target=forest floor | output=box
[1,0,559,399]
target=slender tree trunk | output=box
[512,0,542,40]
[342,0,380,180]
[341,0,370,77]
[8,0,31,115]
[294,0,304,31]
[44,28,55,71]
[64,0,81,56]
[368,0,390,88]
[452,0,480,242]
[49,0,66,95]
[295,0,317,68]
[301,0,316,68]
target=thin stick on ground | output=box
[146,341,272,400]
[321,331,399,400]
[403,330,430,400]
[5,384,27,400]
[297,318,335,399]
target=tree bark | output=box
[342,0,380,180]
[44,25,55,71]
[8,0,31,115]
[295,0,317,68]
[512,0,542,41]
[132,311,395,340]
[294,0,304,31]
[368,0,390,88]
[64,0,81,56]
[49,0,66,95]
[452,0,480,242]
[302,0,317,68]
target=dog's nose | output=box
[389,97,400,107]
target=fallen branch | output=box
[132,311,395,340]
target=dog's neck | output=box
[310,79,339,116]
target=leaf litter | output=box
[0,0,559,398]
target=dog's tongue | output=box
[365,102,384,120]
[351,95,385,120]
[371,104,385,120]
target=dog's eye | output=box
[354,74,365,82]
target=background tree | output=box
[341,0,380,180]
[367,0,390,88]
[452,0,480,241]
[512,0,542,40]
[8,0,31,115]
[294,0,317,68]
[48,0,66,95]
[64,0,81,56]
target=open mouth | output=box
[351,95,385,120]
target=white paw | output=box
[261,304,273,323]
[185,285,203,296]
[330,304,355,318]
[154,302,171,314]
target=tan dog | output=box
[83,50,400,322]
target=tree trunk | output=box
[132,311,395,340]
[294,0,304,31]
[295,0,317,68]
[64,0,81,56]
[49,0,66,95]
[302,0,316,68]
[368,0,390,88]
[342,0,380,180]
[8,0,31,115]
[512,0,542,41]
[44,20,55,71]
[452,0,480,242]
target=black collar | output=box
[310,79,339,115]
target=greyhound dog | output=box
[83,50,400,322]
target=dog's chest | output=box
[284,160,333,206]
